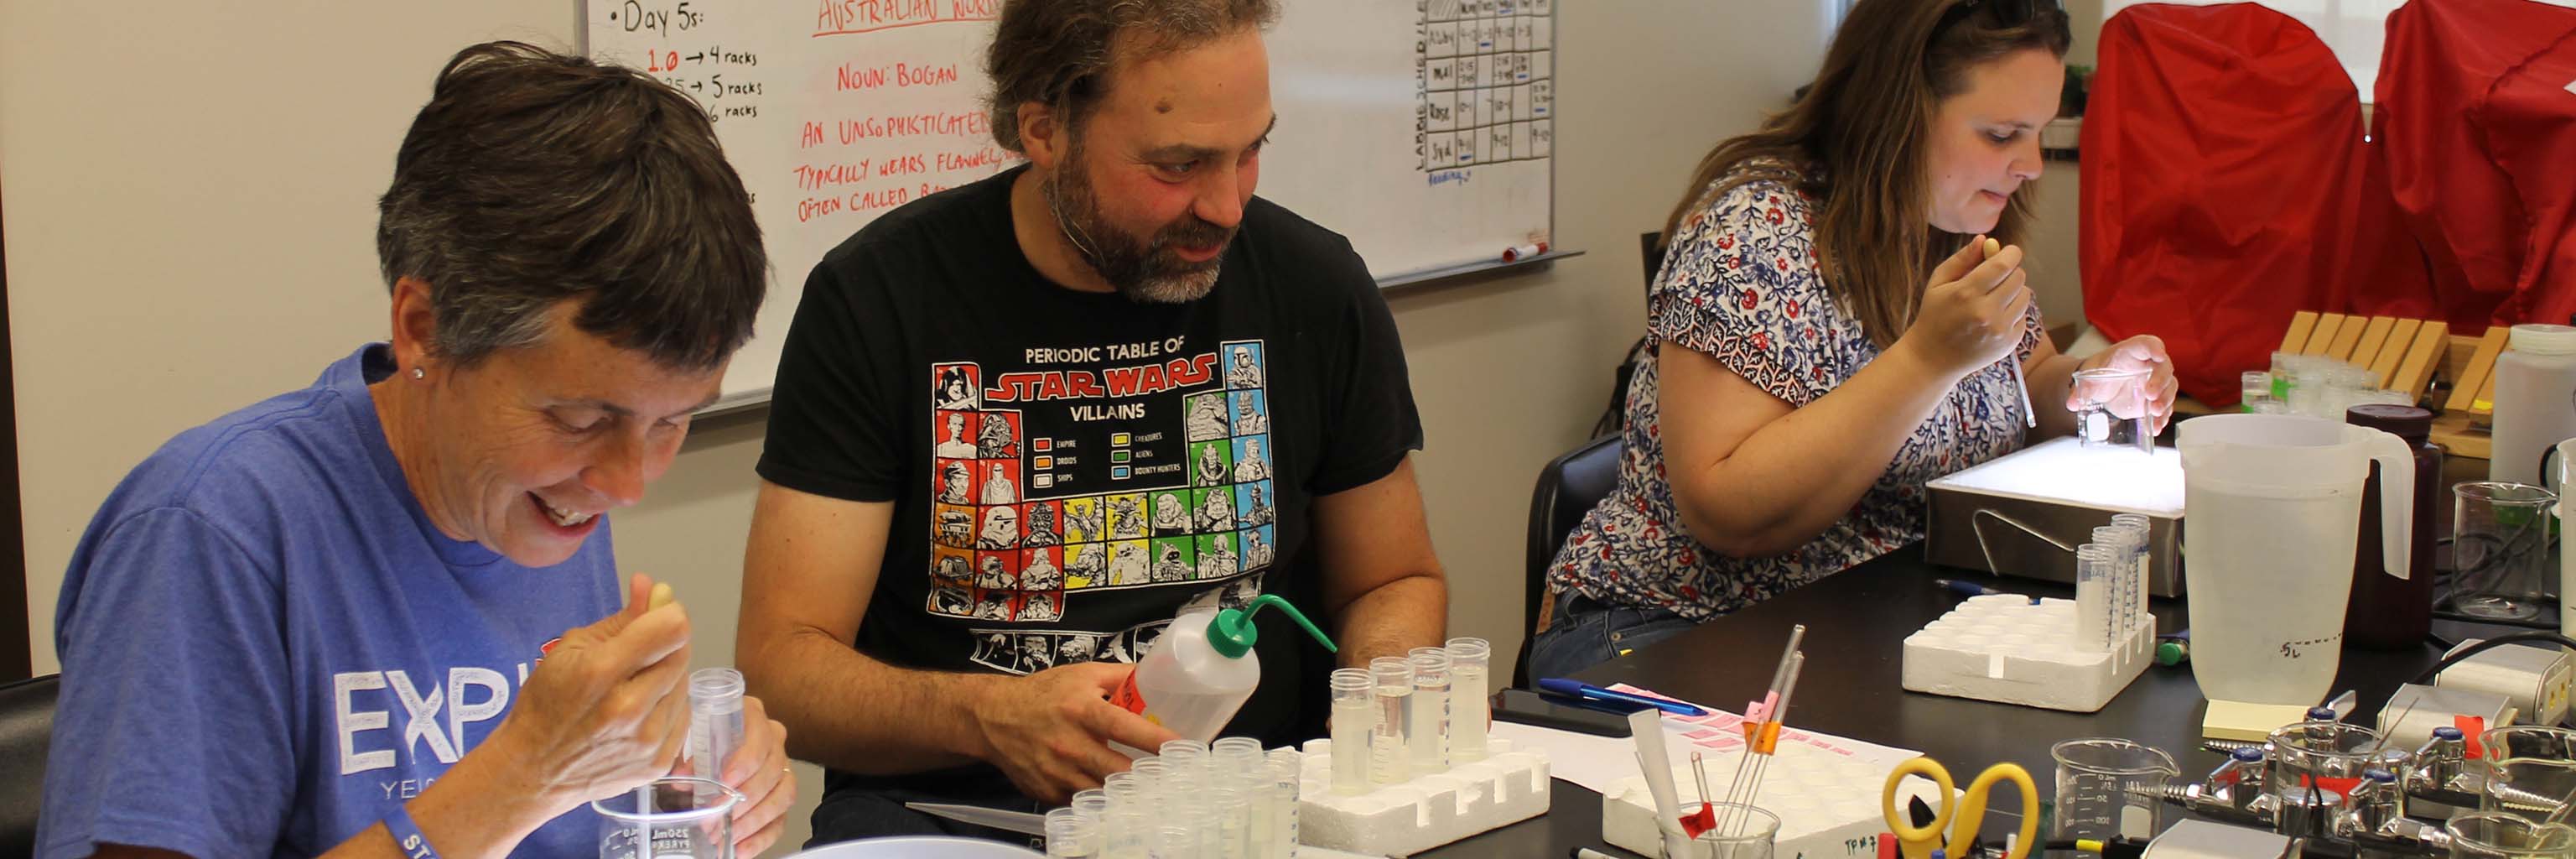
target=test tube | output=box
[1103,806,1149,859]
[1161,739,1210,784]
[1208,785,1249,859]
[2241,371,2272,411]
[1327,669,1374,794]
[1406,647,1452,773]
[2111,513,2152,632]
[1127,757,1167,808]
[1267,749,1302,859]
[1151,825,1195,859]
[1444,638,1492,763]
[1072,789,1112,823]
[686,668,747,783]
[1103,771,1140,809]
[1047,806,1103,858]
[1212,737,1270,855]
[2091,525,2137,636]
[2075,544,2113,653]
[1368,657,1414,784]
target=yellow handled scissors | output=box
[1881,756,2040,859]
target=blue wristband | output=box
[382,804,440,859]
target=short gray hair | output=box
[377,41,766,372]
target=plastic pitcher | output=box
[2179,414,2413,705]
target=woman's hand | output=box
[1896,236,2033,380]
[2070,336,2179,434]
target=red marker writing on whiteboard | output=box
[1502,242,1550,262]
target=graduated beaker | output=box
[2072,367,2154,455]
[2449,482,2559,622]
[2049,738,2179,841]
[2481,726,2576,823]
[593,777,740,859]
[2449,811,2576,859]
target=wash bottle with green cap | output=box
[1110,594,1337,742]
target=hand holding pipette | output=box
[1900,238,2036,419]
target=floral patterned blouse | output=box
[1550,168,2041,621]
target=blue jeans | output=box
[1524,589,1698,681]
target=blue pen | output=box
[1536,678,1709,716]
[1934,578,2039,604]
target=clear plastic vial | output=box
[2075,544,2115,653]
[1208,785,1249,859]
[1368,657,1414,784]
[1406,648,1452,773]
[1444,638,1492,763]
[2092,526,2137,633]
[2111,513,2152,630]
[1046,806,1102,858]
[686,668,747,783]
[1266,749,1302,859]
[1327,668,1374,795]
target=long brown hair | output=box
[1661,0,2070,347]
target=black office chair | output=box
[1515,435,1626,688]
[1,673,60,856]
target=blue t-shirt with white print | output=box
[39,344,620,859]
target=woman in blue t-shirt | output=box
[1534,0,2180,679]
[41,44,795,859]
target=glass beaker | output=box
[1693,802,1780,859]
[2265,721,2387,838]
[2072,367,2154,454]
[2449,811,2576,859]
[592,777,740,859]
[2449,482,2559,622]
[2050,738,2179,841]
[2482,726,2576,822]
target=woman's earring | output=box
[413,367,426,381]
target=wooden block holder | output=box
[2241,311,2494,460]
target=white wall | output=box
[7,1,1821,852]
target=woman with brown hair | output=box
[1532,0,2179,679]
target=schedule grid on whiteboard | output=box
[585,0,1556,405]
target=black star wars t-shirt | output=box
[757,165,1422,789]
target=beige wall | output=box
[7,1,1838,852]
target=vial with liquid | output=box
[1327,668,1374,794]
[1406,647,1452,773]
[1445,638,1491,763]
[1368,657,1413,784]
[1266,750,1301,859]
[686,668,747,782]
[2075,544,2115,652]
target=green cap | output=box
[1208,594,1337,659]
[2155,640,2189,667]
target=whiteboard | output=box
[584,0,1557,406]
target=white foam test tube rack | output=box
[1296,736,1550,856]
[1901,594,2153,712]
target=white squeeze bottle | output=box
[1111,594,1337,742]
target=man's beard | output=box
[1044,143,1234,304]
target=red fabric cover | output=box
[2377,0,2576,331]
[2081,4,2428,407]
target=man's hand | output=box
[967,662,1182,804]
[714,696,794,857]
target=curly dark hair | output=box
[984,0,1278,152]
